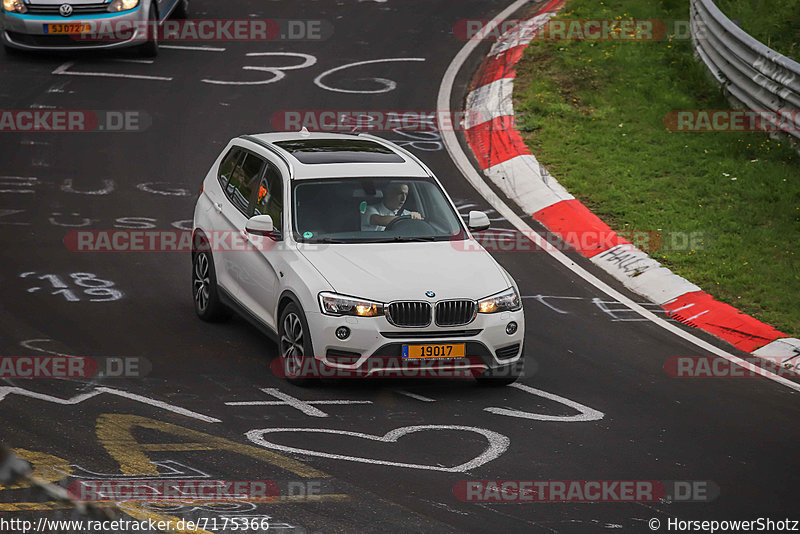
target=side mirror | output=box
[467,211,490,232]
[246,214,279,239]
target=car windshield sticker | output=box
[303,231,313,239]
[359,201,367,214]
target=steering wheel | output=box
[384,215,436,233]
[383,215,412,230]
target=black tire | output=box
[192,244,230,322]
[137,4,159,58]
[476,359,523,387]
[173,0,189,19]
[278,302,317,386]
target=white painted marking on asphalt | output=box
[684,310,711,322]
[47,82,68,93]
[0,176,38,193]
[49,212,95,227]
[314,58,426,94]
[0,209,30,226]
[246,425,509,472]
[53,62,173,81]
[136,182,189,196]
[395,390,435,402]
[203,53,316,86]
[20,339,77,358]
[161,44,226,52]
[114,59,155,64]
[61,178,115,195]
[522,294,583,314]
[64,460,210,480]
[226,387,371,417]
[436,0,800,393]
[0,386,220,423]
[591,297,667,321]
[484,383,604,422]
[20,140,51,146]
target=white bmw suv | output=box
[192,132,525,385]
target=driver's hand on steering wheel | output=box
[410,211,423,220]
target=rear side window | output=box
[218,147,243,189]
[253,164,284,234]
[225,153,265,215]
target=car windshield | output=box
[292,177,466,243]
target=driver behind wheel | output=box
[360,182,423,231]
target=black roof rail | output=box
[239,135,295,178]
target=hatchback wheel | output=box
[138,4,159,58]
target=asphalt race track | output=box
[0,1,798,532]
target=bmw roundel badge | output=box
[425,291,435,298]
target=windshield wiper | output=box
[371,236,438,243]
[305,238,349,244]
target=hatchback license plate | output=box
[402,344,465,359]
[45,23,92,34]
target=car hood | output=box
[296,240,510,302]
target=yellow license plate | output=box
[403,344,465,359]
[45,24,92,34]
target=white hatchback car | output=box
[192,132,525,385]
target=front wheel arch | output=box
[276,290,305,329]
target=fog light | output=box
[506,321,518,335]
[335,326,350,340]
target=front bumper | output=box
[1,7,147,50]
[305,307,525,376]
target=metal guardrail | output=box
[690,0,800,143]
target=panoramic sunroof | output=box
[274,139,406,164]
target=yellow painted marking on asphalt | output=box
[119,502,214,534]
[140,444,216,451]
[0,449,72,489]
[96,414,327,478]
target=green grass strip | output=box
[514,0,800,337]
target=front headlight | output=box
[107,0,140,12]
[2,0,27,14]
[478,287,522,314]
[319,292,385,317]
